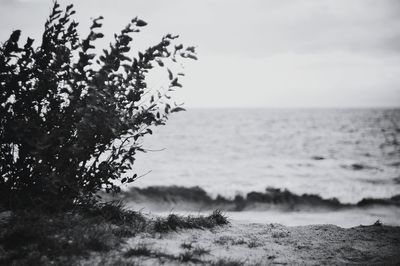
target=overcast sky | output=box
[1,0,400,108]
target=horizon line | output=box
[183,106,400,110]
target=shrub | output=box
[0,2,196,210]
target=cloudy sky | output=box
[1,0,400,108]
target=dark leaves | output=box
[9,30,21,43]
[167,69,173,80]
[175,44,183,51]
[24,37,34,49]
[66,4,74,12]
[185,54,197,60]
[0,1,195,210]
[136,19,147,27]
[170,107,186,113]
[171,78,182,88]
[90,17,103,30]
[186,46,196,53]
[156,60,164,67]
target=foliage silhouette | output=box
[0,2,196,210]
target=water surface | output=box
[131,108,400,204]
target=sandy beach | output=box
[82,218,400,265]
[72,187,400,265]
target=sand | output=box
[82,220,400,265]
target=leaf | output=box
[94,33,104,39]
[9,30,21,43]
[171,78,182,88]
[162,39,170,46]
[136,147,146,153]
[156,60,164,67]
[120,46,131,53]
[186,46,196,53]
[165,34,179,39]
[167,69,173,80]
[90,21,102,30]
[127,174,137,183]
[186,54,198,60]
[24,37,34,49]
[171,107,186,113]
[175,44,183,50]
[136,19,147,27]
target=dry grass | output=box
[0,204,229,265]
[153,210,229,233]
[0,201,146,265]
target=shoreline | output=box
[107,185,400,227]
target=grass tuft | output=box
[153,210,229,233]
[209,209,229,225]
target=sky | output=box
[1,0,400,108]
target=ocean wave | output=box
[119,186,400,212]
[341,163,381,171]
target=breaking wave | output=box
[118,186,400,212]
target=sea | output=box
[128,108,400,227]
